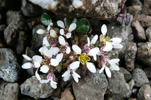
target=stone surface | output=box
[137,42,151,67]
[107,71,132,100]
[132,68,149,87]
[21,0,44,17]
[146,27,151,41]
[119,67,132,82]
[125,42,137,71]
[132,20,146,41]
[0,48,20,82]
[127,0,142,14]
[72,70,108,100]
[31,24,45,50]
[60,88,74,100]
[0,81,19,100]
[142,0,151,15]
[27,17,41,29]
[29,0,124,20]
[20,76,54,99]
[137,84,151,100]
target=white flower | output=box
[58,36,71,54]
[42,37,50,47]
[37,29,45,34]
[57,20,76,38]
[99,58,120,78]
[40,65,49,73]
[87,35,98,47]
[50,53,63,66]
[70,44,99,73]
[101,24,107,35]
[62,67,81,83]
[22,54,42,69]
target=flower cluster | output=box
[22,19,123,89]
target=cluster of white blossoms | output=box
[22,20,123,89]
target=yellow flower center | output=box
[100,35,110,45]
[79,53,90,64]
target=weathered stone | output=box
[125,42,137,71]
[107,71,132,100]
[21,76,54,99]
[132,68,149,87]
[132,20,146,41]
[29,0,124,20]
[72,70,108,100]
[146,27,151,41]
[21,0,44,17]
[137,42,151,67]
[119,67,132,82]
[31,24,45,49]
[0,25,6,32]
[142,0,151,15]
[60,88,74,100]
[27,17,41,29]
[137,84,151,100]
[0,81,19,100]
[0,48,20,82]
[144,67,151,78]
[127,0,142,14]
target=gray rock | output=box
[72,70,108,100]
[0,25,6,32]
[119,67,132,82]
[0,81,19,100]
[137,84,151,100]
[137,42,151,67]
[107,71,132,100]
[125,42,137,71]
[0,48,20,82]
[146,27,151,41]
[132,20,146,41]
[20,76,54,99]
[142,0,151,15]
[132,68,149,87]
[127,0,142,14]
[31,24,45,49]
[27,17,41,29]
[21,0,44,17]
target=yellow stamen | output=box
[79,53,90,64]
[100,35,110,45]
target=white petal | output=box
[22,62,32,69]
[37,29,45,34]
[113,43,123,49]
[42,47,52,58]
[88,47,99,61]
[91,35,98,45]
[40,65,49,73]
[66,32,71,38]
[105,67,111,78]
[57,20,65,28]
[111,37,122,43]
[72,71,80,78]
[50,29,57,38]
[60,29,65,35]
[86,62,96,73]
[32,55,42,63]
[66,46,71,54]
[22,54,32,61]
[50,79,57,89]
[87,37,90,47]
[72,44,82,54]
[70,61,80,69]
[58,36,66,46]
[101,24,107,35]
[43,37,50,46]
[49,47,60,55]
[103,42,113,52]
[56,53,63,62]
[72,72,80,83]
[99,65,106,73]
[40,80,49,84]
[50,58,59,66]
[110,65,120,71]
[35,70,41,81]
[63,74,71,81]
[62,70,70,77]
[109,59,120,65]
[69,23,76,32]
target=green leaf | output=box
[41,13,52,26]
[75,18,89,33]
[64,18,77,27]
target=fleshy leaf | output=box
[41,13,52,26]
[75,18,89,33]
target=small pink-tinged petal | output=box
[72,45,82,54]
[66,32,71,38]
[43,37,50,46]
[86,62,96,73]
[101,24,107,35]
[49,47,60,55]
[103,42,113,52]
[22,62,32,69]
[57,20,65,28]
[105,67,111,78]
[70,61,80,69]
[50,58,59,66]
[37,29,45,34]
[99,65,106,73]
[72,71,80,78]
[40,65,49,73]
[62,70,70,77]
[72,72,80,83]
[58,36,66,46]
[87,37,90,47]
[91,35,98,45]
[69,23,76,32]
[50,29,57,38]
[35,69,41,81]
[50,79,57,89]
[32,55,42,63]
[22,54,32,61]
[66,46,71,54]
[56,53,63,62]
[88,47,99,61]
